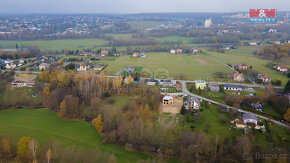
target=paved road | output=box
[180,81,290,129]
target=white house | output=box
[5,63,16,69]
[249,42,257,46]
[170,49,176,54]
[4,59,13,64]
[243,113,258,126]
[39,63,50,70]
[77,64,89,72]
[276,66,288,72]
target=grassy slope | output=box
[0,109,152,163]
[0,39,108,52]
[209,46,289,86]
[94,52,233,80]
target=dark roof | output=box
[243,113,258,121]
[223,84,244,89]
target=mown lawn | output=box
[208,46,289,86]
[93,52,233,80]
[0,109,152,163]
[0,39,108,52]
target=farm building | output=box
[223,84,244,91]
[12,80,35,87]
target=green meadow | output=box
[0,39,108,52]
[94,52,233,80]
[0,109,152,163]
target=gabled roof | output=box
[243,113,258,121]
[187,97,200,105]
[223,84,244,89]
[278,66,287,69]
[163,96,173,100]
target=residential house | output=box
[234,63,248,71]
[272,41,281,45]
[257,74,271,83]
[101,50,109,57]
[170,49,176,54]
[176,83,182,91]
[208,82,220,92]
[4,59,13,64]
[176,49,183,54]
[233,73,244,82]
[12,80,35,87]
[268,29,277,33]
[158,80,176,87]
[235,120,246,128]
[251,103,263,112]
[124,76,134,84]
[223,84,244,91]
[77,64,89,72]
[195,80,207,90]
[192,48,201,54]
[93,64,105,71]
[276,66,288,72]
[5,63,16,69]
[140,53,146,58]
[39,63,50,70]
[243,113,258,126]
[132,52,140,57]
[249,42,257,46]
[147,79,157,86]
[163,96,173,105]
[19,58,25,64]
[187,97,201,110]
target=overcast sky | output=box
[1,0,290,14]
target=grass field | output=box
[94,52,233,80]
[0,39,108,52]
[106,34,134,40]
[0,109,152,163]
[209,46,290,86]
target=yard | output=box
[0,108,152,163]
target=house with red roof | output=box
[257,74,271,83]
[276,66,288,72]
[233,73,244,82]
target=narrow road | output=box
[180,81,290,129]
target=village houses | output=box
[163,96,173,105]
[257,74,271,83]
[186,97,201,110]
[77,64,89,72]
[195,80,207,90]
[276,66,288,72]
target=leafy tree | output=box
[2,138,11,153]
[92,114,104,133]
[17,136,32,158]
[197,87,201,95]
[46,149,52,163]
[283,108,290,122]
[285,80,290,93]
[59,100,67,117]
[28,138,39,162]
[64,63,75,70]
[180,105,186,115]
[43,85,51,97]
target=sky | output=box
[1,0,290,14]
